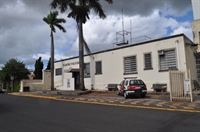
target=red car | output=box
[117,78,147,99]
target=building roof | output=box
[55,33,194,63]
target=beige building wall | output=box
[91,36,187,91]
[184,38,198,81]
[54,34,197,91]
[191,19,200,46]
[20,70,51,92]
[43,70,51,90]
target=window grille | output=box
[124,55,137,74]
[55,68,62,76]
[144,53,152,69]
[95,61,102,74]
[84,63,90,77]
[159,49,177,71]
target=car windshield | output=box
[129,80,144,85]
[119,80,124,85]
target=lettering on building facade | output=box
[63,62,79,67]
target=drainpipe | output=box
[61,59,64,87]
[175,40,180,70]
[90,55,95,90]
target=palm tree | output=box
[43,11,66,90]
[50,0,113,91]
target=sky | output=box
[0,0,194,70]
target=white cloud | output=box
[170,26,192,39]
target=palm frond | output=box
[83,37,91,54]
[43,17,50,24]
[55,24,66,33]
[50,0,76,13]
[53,18,66,25]
[43,11,66,33]
[68,4,90,24]
[88,0,106,19]
[104,0,113,4]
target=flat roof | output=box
[55,33,194,63]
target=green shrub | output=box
[14,85,20,92]
[6,86,11,92]
[6,85,20,92]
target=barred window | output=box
[124,55,137,74]
[144,53,152,70]
[95,61,102,74]
[159,49,177,71]
[84,63,90,77]
[55,68,62,76]
[196,57,200,83]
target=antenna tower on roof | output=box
[113,1,132,47]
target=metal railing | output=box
[169,69,193,102]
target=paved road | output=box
[0,94,200,132]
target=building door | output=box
[72,72,80,89]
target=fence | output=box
[169,69,193,102]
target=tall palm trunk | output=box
[50,31,54,90]
[78,19,85,91]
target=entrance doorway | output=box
[72,72,80,89]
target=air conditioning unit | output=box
[158,51,165,56]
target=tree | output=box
[43,11,66,90]
[50,0,113,90]
[34,57,44,79]
[0,59,29,82]
[46,57,51,70]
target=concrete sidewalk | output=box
[8,90,200,112]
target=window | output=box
[55,68,62,76]
[95,61,102,74]
[125,80,128,86]
[144,53,152,70]
[159,49,177,71]
[129,80,144,85]
[84,63,90,77]
[124,55,137,74]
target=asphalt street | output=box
[0,94,200,132]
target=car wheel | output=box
[124,91,128,99]
[141,94,146,98]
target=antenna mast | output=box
[113,1,131,47]
[130,19,132,44]
[121,2,125,43]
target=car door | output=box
[124,80,129,90]
[118,80,124,93]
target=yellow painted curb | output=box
[8,93,57,100]
[9,93,200,113]
[56,98,200,113]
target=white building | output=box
[54,34,197,91]
[191,0,200,45]
[191,0,200,83]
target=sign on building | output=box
[184,79,191,95]
[67,79,70,88]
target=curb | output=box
[8,93,200,113]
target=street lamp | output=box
[10,75,14,92]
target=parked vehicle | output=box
[117,77,147,99]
